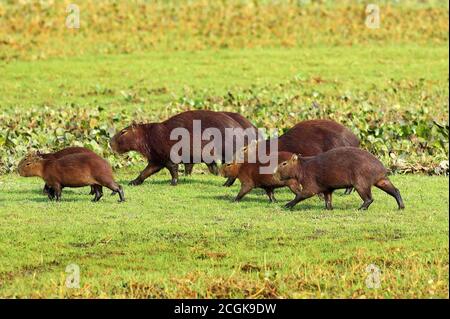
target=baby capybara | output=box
[232,119,360,194]
[110,110,257,186]
[274,147,404,210]
[220,152,302,202]
[34,147,95,195]
[18,153,125,202]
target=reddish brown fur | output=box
[18,153,124,202]
[110,110,257,186]
[274,147,405,210]
[220,152,302,202]
[275,119,360,155]
[34,147,96,195]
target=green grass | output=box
[1,45,448,112]
[0,170,448,298]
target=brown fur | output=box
[18,153,124,202]
[274,147,405,210]
[220,152,302,202]
[110,110,257,186]
[31,147,96,195]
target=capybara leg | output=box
[52,184,62,202]
[104,182,125,202]
[285,193,312,209]
[92,185,103,202]
[43,184,50,195]
[265,188,276,203]
[223,177,236,187]
[375,178,405,209]
[324,191,333,210]
[129,162,163,186]
[184,163,194,176]
[166,162,179,186]
[89,186,96,196]
[234,184,253,202]
[344,187,354,195]
[356,187,373,210]
[46,187,55,200]
[287,180,303,196]
[207,162,219,175]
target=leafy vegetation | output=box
[1,76,448,175]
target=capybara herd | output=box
[18,110,404,210]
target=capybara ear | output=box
[291,154,298,162]
[36,150,42,156]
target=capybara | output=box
[18,153,125,202]
[110,110,257,186]
[233,119,360,194]
[34,147,96,195]
[274,147,405,210]
[220,152,302,202]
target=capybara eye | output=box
[282,162,287,166]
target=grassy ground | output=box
[1,45,448,112]
[0,170,448,298]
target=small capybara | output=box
[110,110,257,186]
[34,147,96,195]
[18,153,125,202]
[220,152,302,202]
[274,147,405,210]
[233,119,360,194]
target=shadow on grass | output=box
[195,193,327,210]
[119,177,223,187]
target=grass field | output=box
[0,0,448,299]
[0,171,448,298]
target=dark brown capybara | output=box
[220,152,302,202]
[183,111,257,178]
[274,147,405,210]
[34,147,96,195]
[18,153,125,202]
[234,119,360,194]
[110,110,257,186]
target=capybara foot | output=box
[129,178,143,186]
[284,201,297,209]
[117,185,125,202]
[170,178,178,186]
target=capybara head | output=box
[18,153,44,177]
[274,154,299,181]
[110,124,143,154]
[219,162,241,178]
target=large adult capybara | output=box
[110,110,258,186]
[183,111,258,176]
[34,147,96,195]
[231,119,360,194]
[274,147,405,210]
[18,153,125,202]
[220,151,302,202]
